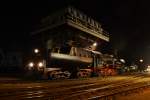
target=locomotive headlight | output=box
[28,62,34,67]
[38,62,43,67]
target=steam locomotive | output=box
[25,46,118,79]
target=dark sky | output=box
[0,0,150,64]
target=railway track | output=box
[0,74,149,100]
[60,76,148,100]
[88,80,150,100]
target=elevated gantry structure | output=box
[33,7,109,41]
[31,6,109,53]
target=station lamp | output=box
[120,59,125,63]
[34,48,39,54]
[93,42,97,47]
[139,59,143,63]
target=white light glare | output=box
[140,59,143,63]
[93,42,97,46]
[120,59,125,63]
[38,62,43,67]
[29,62,34,67]
[34,49,39,53]
[147,65,150,72]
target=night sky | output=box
[0,0,150,64]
